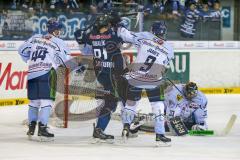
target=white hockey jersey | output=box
[164,84,208,125]
[18,34,71,80]
[117,27,174,88]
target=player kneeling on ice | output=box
[164,82,208,135]
[18,19,72,141]
[117,21,174,145]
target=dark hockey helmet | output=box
[95,14,110,31]
[184,82,198,99]
[151,21,167,39]
[47,18,63,34]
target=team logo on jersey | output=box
[177,94,183,101]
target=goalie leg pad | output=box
[169,116,188,136]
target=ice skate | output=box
[156,134,171,147]
[27,121,36,140]
[91,123,114,144]
[38,122,54,142]
[122,123,139,143]
[122,123,130,142]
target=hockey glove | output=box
[191,124,208,131]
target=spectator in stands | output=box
[171,0,186,16]
[22,0,31,9]
[96,0,113,12]
[50,0,67,10]
[180,0,200,38]
[209,0,221,20]
[199,2,211,21]
[90,4,98,14]
[29,0,46,13]
[68,0,79,9]
[144,0,165,15]
[2,21,11,38]
[207,0,216,8]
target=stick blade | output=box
[221,114,237,136]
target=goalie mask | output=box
[184,82,198,99]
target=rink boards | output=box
[1,41,240,106]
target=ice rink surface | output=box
[0,95,239,160]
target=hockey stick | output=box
[188,114,237,136]
[164,77,185,96]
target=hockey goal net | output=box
[52,52,135,128]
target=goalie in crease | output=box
[164,82,208,133]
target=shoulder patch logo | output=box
[177,94,183,101]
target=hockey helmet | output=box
[185,82,198,99]
[95,14,110,31]
[151,21,167,39]
[47,18,63,34]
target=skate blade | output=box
[121,130,128,143]
[38,136,54,142]
[121,135,128,143]
[155,141,171,147]
[90,138,114,144]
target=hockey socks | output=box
[96,113,111,131]
[28,105,39,123]
[39,105,52,125]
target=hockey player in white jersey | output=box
[117,21,174,145]
[18,19,71,140]
[164,82,208,131]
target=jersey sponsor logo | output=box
[142,39,168,56]
[32,39,60,51]
[89,34,111,40]
[0,63,27,90]
[141,39,154,47]
[29,62,52,70]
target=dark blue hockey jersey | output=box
[82,28,124,74]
